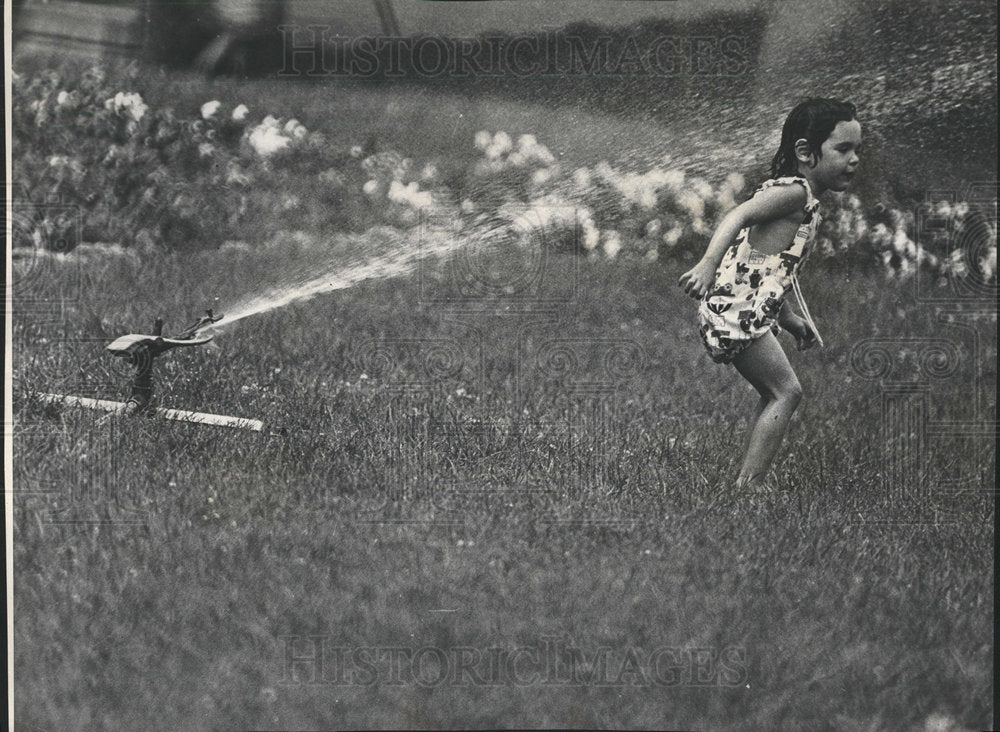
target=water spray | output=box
[36,310,265,431]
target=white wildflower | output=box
[573,167,592,189]
[362,179,380,196]
[473,159,505,176]
[980,247,996,280]
[56,90,70,106]
[594,161,616,182]
[529,145,555,166]
[232,104,249,122]
[645,219,662,238]
[948,248,967,277]
[892,228,909,255]
[349,145,363,158]
[716,186,738,213]
[201,100,221,119]
[108,91,148,122]
[388,180,433,210]
[637,187,657,210]
[662,226,683,248]
[198,142,214,157]
[870,223,891,247]
[420,163,438,182]
[517,134,537,151]
[247,123,290,157]
[511,210,542,235]
[582,222,600,250]
[650,168,684,193]
[677,190,705,220]
[724,172,745,193]
[225,161,251,186]
[460,199,475,214]
[493,131,513,155]
[473,130,492,151]
[888,208,906,231]
[690,177,713,200]
[531,168,553,187]
[603,230,621,259]
[852,215,869,240]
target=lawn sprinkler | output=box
[36,310,265,431]
[105,310,220,415]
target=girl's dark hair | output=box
[770,98,858,179]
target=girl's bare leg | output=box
[743,394,767,456]
[731,332,803,487]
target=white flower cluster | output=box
[104,91,147,122]
[200,100,222,119]
[561,160,745,256]
[473,130,558,184]
[47,154,85,182]
[246,115,307,157]
[501,193,584,233]
[199,99,250,123]
[360,149,441,225]
[361,150,411,187]
[868,200,997,282]
[387,180,434,210]
[55,90,79,108]
[816,193,869,258]
[494,192,630,258]
[462,129,997,279]
[464,134,748,260]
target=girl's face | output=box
[798,119,862,193]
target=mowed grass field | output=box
[12,71,996,729]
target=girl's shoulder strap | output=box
[754,176,820,214]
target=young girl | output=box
[678,98,861,489]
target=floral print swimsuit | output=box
[698,176,822,364]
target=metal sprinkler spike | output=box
[37,309,265,431]
[105,309,221,415]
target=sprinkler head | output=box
[104,311,223,415]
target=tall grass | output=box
[12,235,995,728]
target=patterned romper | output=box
[698,176,822,364]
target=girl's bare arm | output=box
[678,184,807,299]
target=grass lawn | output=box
[11,62,996,729]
